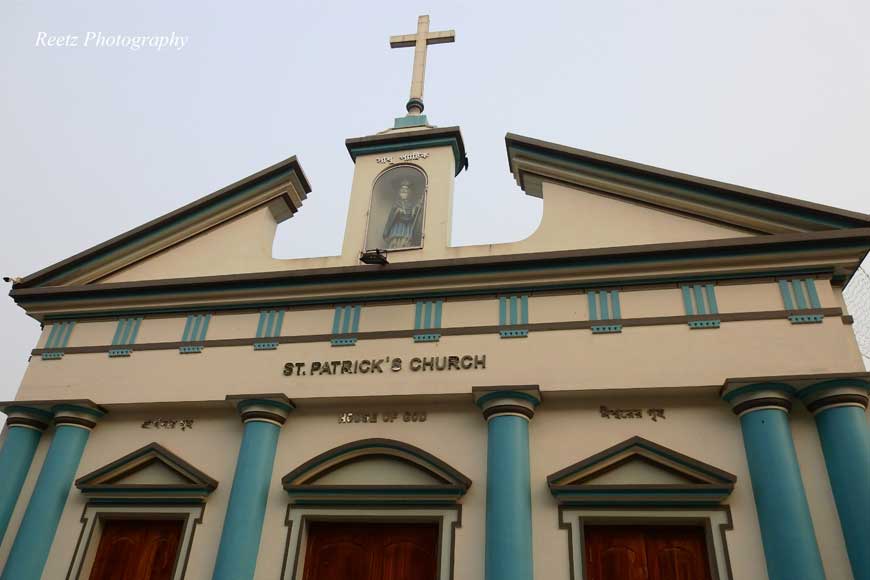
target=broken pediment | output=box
[282,438,471,505]
[547,436,735,507]
[75,442,218,501]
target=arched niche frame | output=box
[364,164,428,252]
[548,436,737,580]
[279,438,471,580]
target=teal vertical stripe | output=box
[414,302,423,330]
[59,322,75,347]
[45,324,61,349]
[509,296,518,325]
[199,314,211,340]
[266,311,276,337]
[814,405,870,579]
[520,295,528,325]
[499,297,507,325]
[804,279,821,309]
[182,316,193,342]
[331,306,342,334]
[128,318,142,344]
[705,285,719,314]
[740,408,825,580]
[588,292,598,321]
[779,280,795,310]
[434,300,443,328]
[120,319,134,345]
[0,426,43,546]
[273,310,284,337]
[611,291,621,319]
[599,292,609,320]
[255,312,267,338]
[484,415,533,580]
[341,306,351,334]
[791,280,808,309]
[423,301,433,329]
[111,319,125,346]
[351,305,361,333]
[212,420,281,580]
[190,315,203,342]
[0,425,92,580]
[681,286,694,315]
[693,285,707,315]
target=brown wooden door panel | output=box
[89,519,183,580]
[303,522,438,580]
[585,525,711,580]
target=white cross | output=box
[390,15,455,115]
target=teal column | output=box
[722,382,825,580]
[0,403,104,580]
[475,388,540,580]
[212,396,294,580]
[0,406,52,546]
[801,379,870,580]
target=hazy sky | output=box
[2,0,869,415]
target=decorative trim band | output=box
[240,410,288,425]
[481,404,535,420]
[731,397,792,416]
[806,394,869,413]
[55,416,98,429]
[6,416,51,431]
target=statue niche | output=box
[365,165,426,251]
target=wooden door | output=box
[89,519,184,580]
[585,525,711,580]
[302,522,438,580]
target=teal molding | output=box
[0,425,44,546]
[413,299,443,342]
[739,408,825,580]
[0,425,93,580]
[591,324,622,334]
[813,405,870,579]
[212,420,283,580]
[476,391,541,409]
[484,415,533,580]
[689,320,720,329]
[21,262,839,321]
[108,348,133,357]
[681,284,720,328]
[41,320,75,359]
[237,398,294,414]
[330,337,357,346]
[253,341,278,351]
[797,378,870,402]
[788,314,823,324]
[499,295,529,338]
[111,317,142,347]
[51,404,105,419]
[780,279,824,324]
[413,333,441,342]
[721,382,796,403]
[348,136,465,175]
[180,314,210,353]
[331,305,361,346]
[255,310,284,339]
[394,115,428,129]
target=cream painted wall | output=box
[21,316,864,405]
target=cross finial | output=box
[390,15,455,116]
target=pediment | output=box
[507,133,870,235]
[76,442,218,500]
[547,436,735,507]
[15,156,310,288]
[282,438,471,505]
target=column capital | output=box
[226,394,294,426]
[797,377,870,414]
[51,402,106,430]
[473,385,541,421]
[721,380,795,416]
[1,406,53,432]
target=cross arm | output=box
[389,30,456,48]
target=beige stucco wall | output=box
[1,394,861,579]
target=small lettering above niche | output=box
[365,165,427,251]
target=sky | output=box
[1,0,869,417]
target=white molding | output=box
[281,506,460,580]
[559,507,733,580]
[66,503,204,580]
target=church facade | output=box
[1,16,870,580]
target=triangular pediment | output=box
[547,436,735,507]
[15,156,310,288]
[76,442,218,500]
[507,133,870,235]
[282,438,471,505]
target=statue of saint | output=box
[382,180,423,249]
